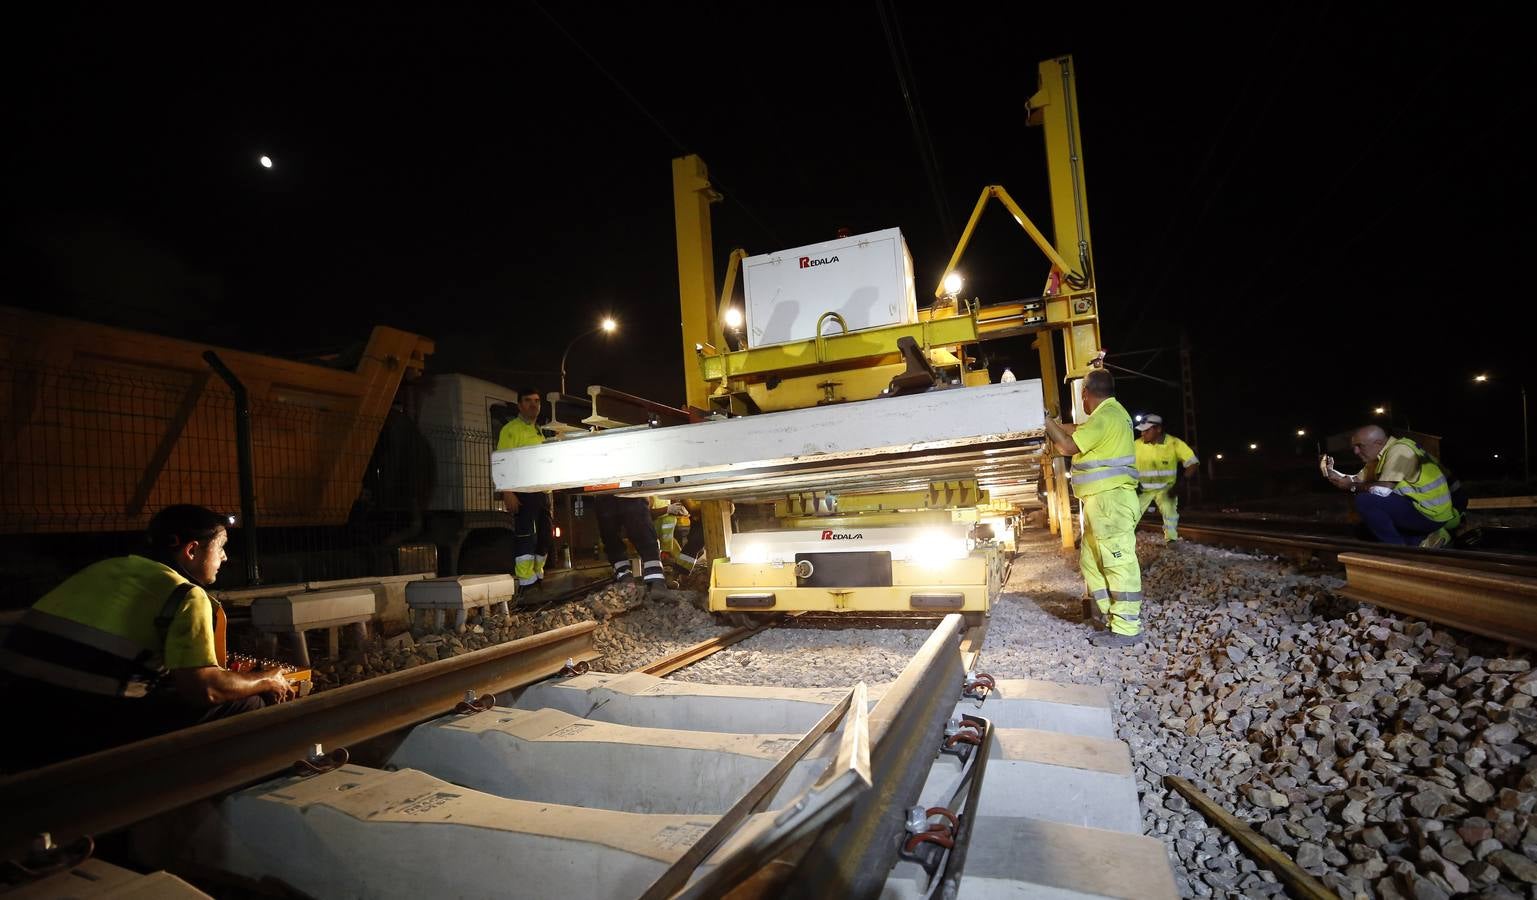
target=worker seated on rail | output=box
[1321,425,1470,548]
[0,505,295,768]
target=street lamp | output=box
[1373,406,1386,416]
[1248,443,1258,451]
[560,317,618,396]
[1474,374,1529,483]
[1296,429,1307,437]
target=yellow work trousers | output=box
[1080,486,1144,636]
[1138,487,1179,541]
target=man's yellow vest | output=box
[497,417,544,451]
[1135,435,1196,492]
[1070,398,1137,498]
[1380,437,1459,525]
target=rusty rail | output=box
[1156,521,1536,570]
[0,621,599,859]
[634,615,789,677]
[1337,552,1537,650]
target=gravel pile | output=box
[309,585,730,688]
[987,533,1537,900]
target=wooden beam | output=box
[1164,776,1338,900]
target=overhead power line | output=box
[528,1,783,247]
[877,0,956,245]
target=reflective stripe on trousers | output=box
[514,554,539,586]
[1080,487,1144,635]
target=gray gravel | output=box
[309,585,730,687]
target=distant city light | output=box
[1296,429,1307,437]
[1495,453,1501,459]
[1248,443,1259,450]
[1215,453,1224,460]
[259,155,272,169]
[1475,374,1489,383]
[1373,406,1386,415]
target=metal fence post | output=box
[203,351,260,585]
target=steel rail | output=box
[1152,521,1537,572]
[621,439,1046,503]
[1156,520,1537,649]
[786,613,967,898]
[1337,552,1537,650]
[0,621,600,860]
[633,615,787,677]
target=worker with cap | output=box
[0,505,296,767]
[1043,368,1146,647]
[1133,413,1199,542]
[1321,424,1467,547]
[496,387,554,590]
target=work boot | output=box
[1090,631,1145,648]
[1081,598,1107,629]
[645,580,682,603]
[1419,527,1451,550]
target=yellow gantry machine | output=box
[673,56,1104,616]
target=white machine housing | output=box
[742,227,917,348]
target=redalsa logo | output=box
[820,530,864,540]
[799,255,840,268]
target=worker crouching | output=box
[1322,425,1469,547]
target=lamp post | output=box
[560,317,617,397]
[1475,374,1529,483]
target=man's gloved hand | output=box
[666,503,689,517]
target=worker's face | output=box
[1141,426,1162,443]
[186,528,228,586]
[1351,433,1385,464]
[1082,392,1102,414]
[518,393,541,421]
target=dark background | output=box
[5,4,1532,481]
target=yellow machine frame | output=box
[674,56,1102,613]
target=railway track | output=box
[1,605,1173,898]
[1154,518,1537,651]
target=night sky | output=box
[6,5,1532,481]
